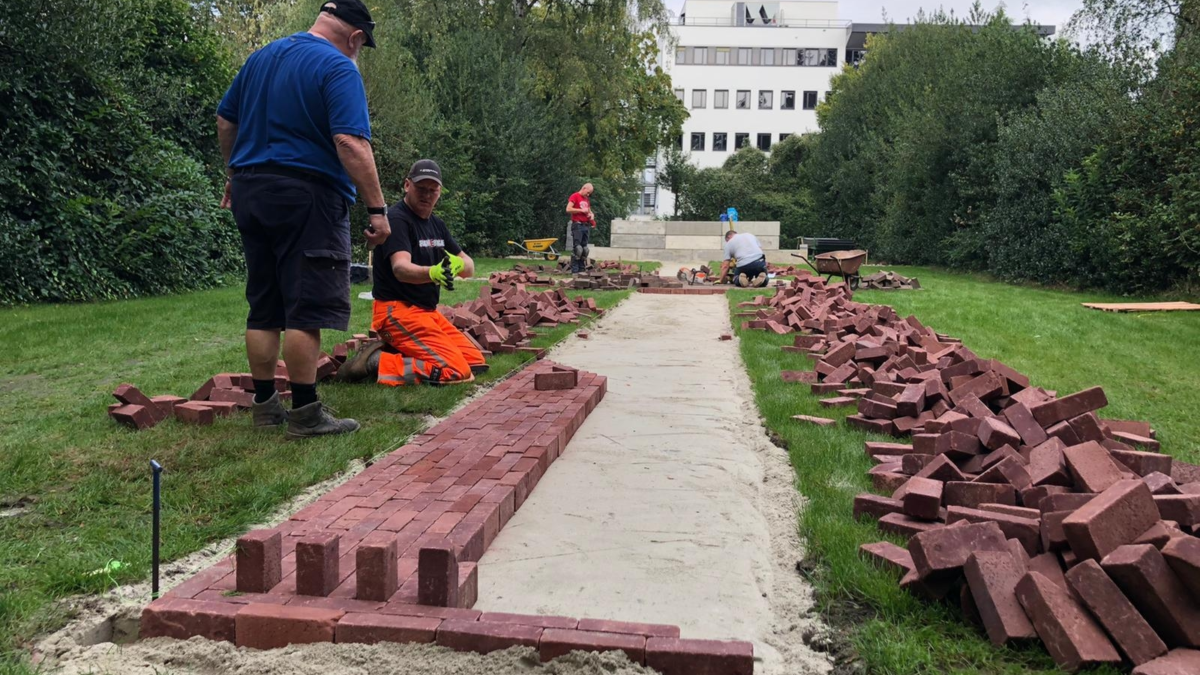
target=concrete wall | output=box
[591,245,808,265]
[610,220,781,250]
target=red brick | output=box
[140,598,241,642]
[356,534,398,602]
[1063,479,1159,561]
[944,482,1016,509]
[980,504,1041,520]
[295,533,339,597]
[237,529,282,593]
[1041,511,1072,553]
[335,612,440,645]
[174,401,215,425]
[860,541,915,575]
[1030,387,1108,428]
[540,628,647,664]
[645,637,754,675]
[1066,559,1168,665]
[436,618,542,654]
[535,371,577,391]
[781,370,818,384]
[934,431,982,461]
[1154,495,1200,528]
[1063,441,1126,493]
[865,441,917,457]
[964,551,1037,646]
[418,546,458,608]
[915,455,967,483]
[1161,536,1200,598]
[1003,402,1048,447]
[791,414,836,427]
[901,453,936,475]
[909,521,1008,582]
[853,494,902,521]
[902,477,943,521]
[235,604,344,649]
[1029,438,1073,487]
[113,384,167,422]
[872,471,907,493]
[478,612,579,629]
[209,387,255,409]
[946,505,1040,556]
[1039,492,1096,514]
[1135,521,1179,548]
[110,403,156,430]
[974,457,1032,491]
[1015,571,1121,672]
[149,394,186,417]
[1113,449,1174,478]
[978,418,1022,452]
[1102,544,1200,648]
[1132,648,1200,675]
[879,512,943,539]
[575,618,680,638]
[819,396,858,408]
[381,603,480,621]
[195,400,237,417]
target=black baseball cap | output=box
[320,0,376,48]
[407,159,443,185]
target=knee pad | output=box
[574,244,584,257]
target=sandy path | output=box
[475,293,830,674]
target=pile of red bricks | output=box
[557,270,683,291]
[437,283,602,357]
[766,264,809,277]
[140,361,753,674]
[488,269,555,285]
[108,336,371,430]
[860,271,921,291]
[746,275,1200,673]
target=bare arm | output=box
[565,201,586,215]
[458,251,475,279]
[217,115,238,208]
[334,133,390,246]
[390,251,434,284]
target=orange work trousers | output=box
[371,300,485,386]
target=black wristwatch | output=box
[366,205,387,216]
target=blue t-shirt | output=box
[218,33,371,202]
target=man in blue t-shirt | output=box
[216,0,389,439]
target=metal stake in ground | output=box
[150,459,163,599]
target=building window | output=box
[847,49,867,65]
[738,47,751,65]
[736,90,751,109]
[691,133,705,151]
[801,48,837,66]
[803,91,818,110]
[822,48,838,66]
[692,89,706,109]
[761,49,774,66]
[694,47,707,64]
[674,88,684,103]
[714,90,729,109]
[716,47,730,65]
[779,133,792,142]
[782,48,796,65]
[757,133,771,151]
[758,90,773,109]
[714,133,728,151]
[675,47,686,64]
[735,133,750,149]
[642,187,656,208]
[781,91,795,110]
[674,135,683,150]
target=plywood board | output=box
[1082,302,1200,313]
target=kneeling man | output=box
[717,229,769,287]
[338,160,487,385]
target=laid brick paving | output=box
[141,359,754,672]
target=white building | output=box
[638,0,1053,217]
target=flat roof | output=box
[848,22,1056,49]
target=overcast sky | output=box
[666,1,1085,33]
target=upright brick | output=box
[235,604,344,649]
[902,477,943,521]
[645,637,754,675]
[1004,402,1048,447]
[1015,571,1121,672]
[1063,479,1159,561]
[295,532,340,597]
[1065,559,1168,665]
[964,551,1037,646]
[236,529,282,593]
[1101,544,1200,648]
[1030,439,1073,487]
[357,534,398,602]
[418,545,458,608]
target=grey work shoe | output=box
[334,340,385,383]
[286,401,360,439]
[736,273,749,288]
[252,391,288,427]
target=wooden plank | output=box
[1082,302,1200,313]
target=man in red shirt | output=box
[565,183,596,273]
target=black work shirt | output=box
[372,201,462,310]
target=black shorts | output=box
[231,169,352,332]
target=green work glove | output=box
[446,252,466,278]
[429,261,451,288]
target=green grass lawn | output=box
[732,266,1199,675]
[0,258,632,669]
